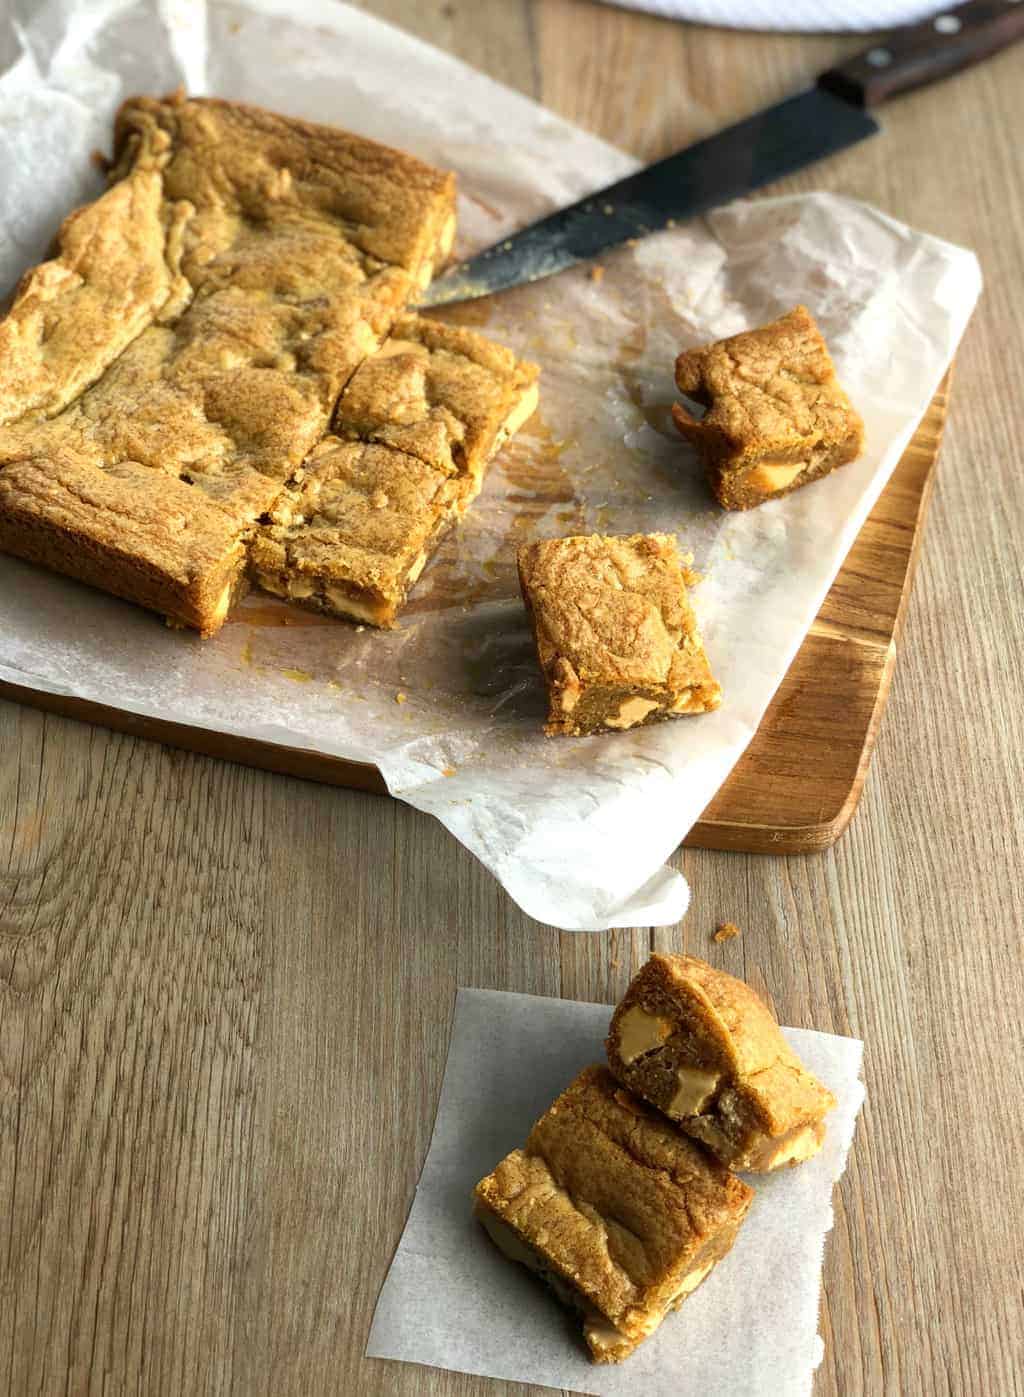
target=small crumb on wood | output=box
[713,921,741,943]
[395,692,407,704]
[589,265,605,283]
[355,625,365,633]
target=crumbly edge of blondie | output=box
[606,954,837,1171]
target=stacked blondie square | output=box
[474,953,836,1362]
[0,94,538,634]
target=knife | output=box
[420,0,1024,307]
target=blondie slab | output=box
[517,533,721,737]
[672,306,864,510]
[474,1065,753,1362]
[250,316,539,626]
[0,455,280,635]
[0,93,456,633]
[606,954,837,1172]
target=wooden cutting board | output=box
[0,372,950,856]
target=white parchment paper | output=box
[367,988,865,1396]
[0,0,982,930]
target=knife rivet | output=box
[866,47,893,67]
[934,13,962,32]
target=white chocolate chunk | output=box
[764,1125,822,1168]
[667,1066,720,1119]
[478,1207,584,1314]
[616,1005,673,1065]
[287,576,315,599]
[324,586,388,624]
[501,381,540,439]
[671,1260,713,1303]
[746,458,806,493]
[605,696,659,730]
[212,582,234,623]
[375,337,430,360]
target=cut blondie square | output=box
[672,305,864,510]
[333,313,540,504]
[606,954,837,1172]
[517,532,721,737]
[248,437,464,628]
[474,1065,753,1363]
[250,318,539,626]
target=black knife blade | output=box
[420,0,1024,307]
[420,88,876,307]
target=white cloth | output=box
[599,0,940,33]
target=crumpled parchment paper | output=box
[0,0,982,929]
[367,987,865,1396]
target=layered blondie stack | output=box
[474,954,837,1362]
[0,93,538,634]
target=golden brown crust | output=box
[112,93,457,288]
[333,313,539,491]
[517,533,721,736]
[249,437,462,627]
[673,306,864,510]
[606,954,837,1171]
[0,94,458,634]
[0,170,192,427]
[251,317,539,626]
[474,1066,752,1362]
[0,454,279,635]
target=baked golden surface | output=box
[672,305,864,510]
[474,1065,752,1362]
[517,532,721,736]
[0,93,457,633]
[251,315,539,626]
[606,954,837,1171]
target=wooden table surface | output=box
[2,3,1022,1394]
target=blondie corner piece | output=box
[606,954,837,1172]
[474,1066,752,1363]
[251,318,539,627]
[517,532,721,737]
[0,457,280,636]
[672,305,864,510]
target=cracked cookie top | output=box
[674,305,861,458]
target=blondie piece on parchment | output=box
[606,954,837,1172]
[517,532,721,736]
[0,94,456,634]
[474,1065,753,1362]
[672,306,864,510]
[249,316,539,626]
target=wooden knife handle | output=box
[819,1,1024,107]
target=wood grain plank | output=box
[2,5,1023,1397]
